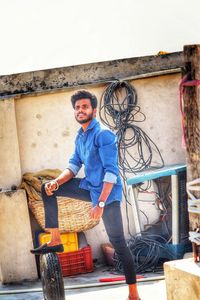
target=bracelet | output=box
[53,180,59,191]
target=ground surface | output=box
[0,264,166,300]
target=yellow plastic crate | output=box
[38,232,78,253]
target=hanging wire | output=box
[100,80,165,235]
[99,80,164,179]
[100,81,170,272]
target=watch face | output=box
[98,201,105,208]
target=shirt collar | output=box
[78,118,99,135]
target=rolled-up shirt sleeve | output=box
[67,147,82,176]
[96,130,119,184]
[103,171,117,183]
[67,163,80,176]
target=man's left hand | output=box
[90,206,104,220]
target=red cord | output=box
[99,275,145,282]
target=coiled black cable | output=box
[102,81,137,119]
[99,81,164,177]
[100,81,168,272]
[100,81,169,273]
[114,234,176,274]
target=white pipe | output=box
[171,174,179,244]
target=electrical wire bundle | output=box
[99,81,171,273]
[99,81,164,177]
[137,178,172,240]
[114,233,176,274]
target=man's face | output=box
[74,98,96,124]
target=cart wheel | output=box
[40,253,65,300]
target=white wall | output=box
[15,74,185,176]
[0,73,186,260]
[0,0,200,75]
[0,99,21,189]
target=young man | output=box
[31,90,140,300]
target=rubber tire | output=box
[40,253,65,300]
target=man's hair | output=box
[71,90,98,109]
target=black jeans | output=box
[41,178,136,284]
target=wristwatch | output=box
[97,201,105,208]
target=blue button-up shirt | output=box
[67,119,122,206]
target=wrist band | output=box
[53,180,59,191]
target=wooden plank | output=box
[183,44,200,230]
[164,258,200,300]
[0,52,183,99]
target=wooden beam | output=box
[183,44,200,231]
[0,52,183,99]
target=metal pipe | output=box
[0,275,165,295]
[171,174,179,244]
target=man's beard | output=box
[75,112,94,124]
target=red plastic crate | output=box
[58,246,93,276]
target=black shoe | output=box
[30,243,64,255]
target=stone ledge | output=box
[164,258,200,300]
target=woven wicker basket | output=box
[29,197,100,233]
[19,170,100,233]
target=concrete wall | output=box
[14,74,185,174]
[0,190,37,283]
[0,99,21,189]
[133,74,185,165]
[0,73,186,276]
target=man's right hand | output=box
[45,180,59,196]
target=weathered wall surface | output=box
[0,72,186,273]
[0,99,21,189]
[132,74,185,165]
[0,190,37,283]
[15,86,106,174]
[13,73,186,248]
[14,74,185,175]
